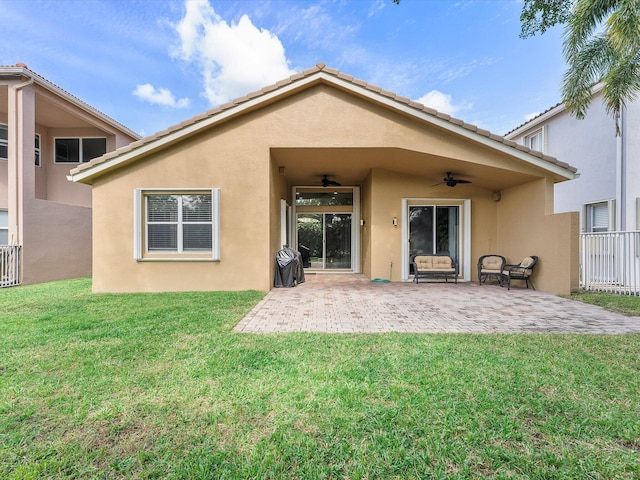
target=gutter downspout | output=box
[8,74,34,246]
[615,107,624,231]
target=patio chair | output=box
[502,256,538,290]
[477,254,506,286]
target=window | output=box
[585,201,613,232]
[524,128,544,152]
[0,124,7,159]
[134,189,220,260]
[54,137,106,163]
[0,210,8,244]
[35,134,41,166]
[0,124,40,164]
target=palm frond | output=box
[562,35,615,118]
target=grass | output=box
[568,291,640,316]
[1,278,640,479]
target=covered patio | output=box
[235,274,640,334]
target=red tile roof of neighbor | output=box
[70,63,578,177]
[0,63,140,140]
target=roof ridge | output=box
[71,63,577,176]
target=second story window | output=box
[35,134,41,166]
[0,125,7,159]
[54,137,106,163]
[524,128,544,152]
[1,125,43,164]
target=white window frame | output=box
[53,137,107,164]
[524,126,546,153]
[584,200,615,232]
[0,124,7,160]
[134,188,220,261]
[0,209,8,245]
[1,124,42,165]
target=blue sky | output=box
[1,0,566,136]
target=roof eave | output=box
[71,69,578,184]
[1,66,140,141]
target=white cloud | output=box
[171,0,296,106]
[133,83,190,108]
[416,90,471,116]
[525,111,541,122]
[368,0,386,17]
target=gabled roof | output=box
[505,83,605,138]
[0,63,140,140]
[70,63,577,184]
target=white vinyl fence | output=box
[580,231,640,295]
[0,245,21,288]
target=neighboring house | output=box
[0,63,139,285]
[70,63,579,295]
[505,84,640,233]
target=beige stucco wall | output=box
[367,168,499,282]
[91,122,273,293]
[22,198,92,283]
[269,154,290,285]
[89,84,577,293]
[497,178,579,294]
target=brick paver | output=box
[234,274,640,334]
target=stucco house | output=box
[505,84,640,233]
[70,63,579,295]
[0,64,139,285]
[506,85,640,293]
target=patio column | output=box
[7,78,35,246]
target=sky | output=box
[1,0,567,137]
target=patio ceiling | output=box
[0,83,135,134]
[271,147,544,192]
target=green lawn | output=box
[568,291,640,316]
[1,278,640,479]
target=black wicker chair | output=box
[502,256,538,290]
[477,254,506,286]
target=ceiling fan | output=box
[432,172,472,188]
[321,174,342,188]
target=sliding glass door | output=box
[408,205,460,274]
[297,213,352,270]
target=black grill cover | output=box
[274,246,305,288]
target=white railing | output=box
[580,231,640,295]
[0,245,21,288]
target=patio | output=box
[235,274,640,334]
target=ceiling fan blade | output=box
[321,175,341,187]
[432,172,472,187]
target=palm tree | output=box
[553,0,640,132]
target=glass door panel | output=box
[408,205,459,275]
[296,213,352,270]
[297,213,323,269]
[325,214,351,269]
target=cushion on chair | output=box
[414,256,433,270]
[414,255,455,273]
[481,256,503,270]
[520,257,535,268]
[432,256,453,269]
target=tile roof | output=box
[71,62,577,177]
[505,101,563,137]
[0,63,140,140]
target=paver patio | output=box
[234,274,640,334]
